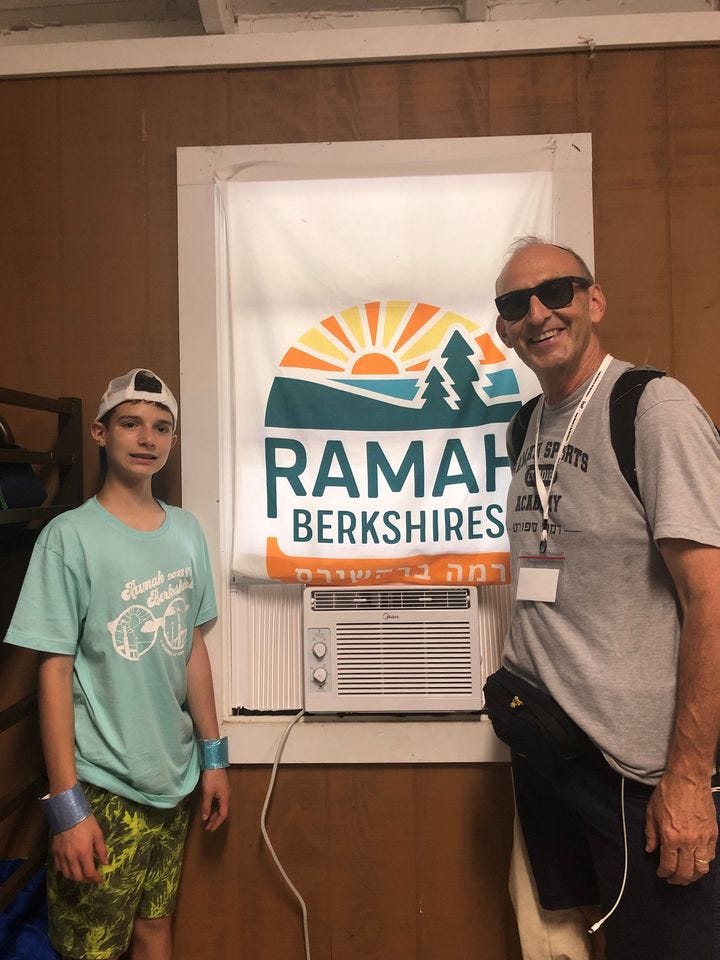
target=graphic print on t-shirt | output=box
[509,439,592,542]
[107,565,194,661]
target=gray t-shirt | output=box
[502,358,720,784]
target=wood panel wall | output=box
[1,44,719,960]
[175,764,518,960]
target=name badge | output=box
[516,554,564,604]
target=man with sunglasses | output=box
[491,238,720,960]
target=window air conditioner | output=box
[303,585,482,713]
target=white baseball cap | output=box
[96,369,178,425]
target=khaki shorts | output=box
[47,783,190,960]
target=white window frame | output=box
[177,133,593,763]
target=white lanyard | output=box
[533,354,613,553]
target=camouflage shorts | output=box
[47,783,190,960]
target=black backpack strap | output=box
[609,367,665,501]
[507,394,542,469]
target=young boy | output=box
[4,369,230,960]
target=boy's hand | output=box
[51,814,108,884]
[200,769,230,831]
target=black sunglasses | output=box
[495,275,592,323]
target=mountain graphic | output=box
[265,328,521,430]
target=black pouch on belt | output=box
[483,666,591,770]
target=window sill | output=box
[220,713,509,764]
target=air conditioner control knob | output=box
[312,641,327,659]
[312,666,328,686]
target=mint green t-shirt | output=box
[4,497,217,808]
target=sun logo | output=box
[266,301,520,430]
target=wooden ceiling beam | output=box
[198,0,235,33]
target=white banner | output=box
[218,164,551,585]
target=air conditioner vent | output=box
[309,587,471,612]
[336,622,473,696]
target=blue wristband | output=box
[40,783,91,834]
[199,737,229,770]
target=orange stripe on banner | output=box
[265,538,510,586]
[475,333,506,365]
[320,315,355,353]
[395,302,440,351]
[280,347,344,372]
[406,359,429,371]
[365,301,380,344]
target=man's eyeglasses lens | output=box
[495,276,591,323]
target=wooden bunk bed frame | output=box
[0,386,83,913]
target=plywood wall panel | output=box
[255,764,332,960]
[236,765,331,960]
[316,62,401,142]
[58,75,149,495]
[577,51,668,188]
[576,50,671,371]
[399,59,489,140]
[592,188,672,366]
[228,66,319,144]
[665,47,720,417]
[144,70,230,505]
[415,764,521,960]
[173,763,518,960]
[144,70,229,376]
[487,54,577,137]
[0,78,63,452]
[328,766,417,959]
[665,48,720,189]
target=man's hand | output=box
[200,768,230,832]
[51,814,108,884]
[645,772,717,885]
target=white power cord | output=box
[589,776,628,935]
[260,710,311,960]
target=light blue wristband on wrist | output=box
[199,736,229,770]
[41,783,91,834]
